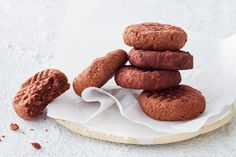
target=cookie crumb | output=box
[0,135,5,142]
[30,129,34,131]
[22,132,25,134]
[45,129,48,132]
[10,123,19,131]
[31,142,41,150]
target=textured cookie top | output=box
[132,23,184,33]
[21,69,68,88]
[123,22,187,51]
[139,85,206,121]
[142,85,201,101]
[13,69,70,120]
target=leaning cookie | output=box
[129,48,193,70]
[115,66,181,90]
[139,85,206,121]
[13,69,70,120]
[73,49,128,96]
[123,22,187,51]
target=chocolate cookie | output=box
[13,69,70,120]
[73,49,128,96]
[123,22,187,51]
[129,48,193,70]
[115,66,181,90]
[139,85,206,121]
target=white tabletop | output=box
[0,0,236,156]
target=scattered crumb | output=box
[30,129,34,131]
[31,142,41,150]
[43,117,46,120]
[0,135,5,142]
[46,141,48,143]
[10,123,19,131]
[45,129,48,132]
[22,132,25,134]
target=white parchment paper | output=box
[43,0,236,135]
[47,32,236,134]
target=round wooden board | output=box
[56,105,234,145]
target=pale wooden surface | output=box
[56,106,234,145]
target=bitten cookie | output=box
[13,69,70,120]
[115,66,181,90]
[139,85,206,121]
[129,48,193,70]
[73,49,128,96]
[123,22,187,51]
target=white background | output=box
[0,0,236,156]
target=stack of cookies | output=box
[115,22,206,121]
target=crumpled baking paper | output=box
[47,32,236,134]
[46,0,236,134]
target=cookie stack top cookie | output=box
[123,22,187,51]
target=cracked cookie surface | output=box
[129,48,193,70]
[73,49,128,96]
[13,69,70,120]
[123,22,187,51]
[115,66,181,90]
[139,85,206,121]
